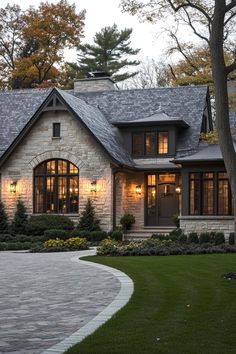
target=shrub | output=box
[109,230,123,241]
[229,233,235,245]
[0,201,8,233]
[169,228,183,241]
[213,232,225,245]
[11,200,28,235]
[89,231,107,242]
[70,229,90,238]
[44,229,69,240]
[42,237,89,252]
[199,232,211,244]
[120,213,135,230]
[151,234,167,241]
[0,234,14,242]
[0,242,35,251]
[97,238,120,255]
[26,215,74,235]
[77,199,100,231]
[172,214,180,228]
[188,233,199,244]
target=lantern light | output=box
[175,186,181,194]
[10,181,17,193]
[90,180,97,192]
[136,185,141,195]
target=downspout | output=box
[113,170,117,230]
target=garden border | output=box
[41,248,134,354]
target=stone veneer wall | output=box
[115,172,144,229]
[180,216,234,237]
[0,110,113,230]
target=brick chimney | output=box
[74,71,116,92]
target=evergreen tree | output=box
[77,199,101,231]
[76,24,140,82]
[0,201,8,233]
[11,200,28,235]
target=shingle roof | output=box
[75,85,209,155]
[0,89,52,157]
[0,85,209,168]
[57,89,134,167]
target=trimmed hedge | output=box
[97,238,236,257]
[0,242,41,251]
[44,229,69,240]
[229,233,235,245]
[26,215,74,235]
[0,234,45,243]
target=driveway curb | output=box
[41,249,134,354]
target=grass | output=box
[65,254,236,354]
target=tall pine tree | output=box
[76,24,140,82]
[11,200,28,235]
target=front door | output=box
[146,173,179,226]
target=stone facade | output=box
[0,110,113,230]
[115,172,144,229]
[180,216,234,238]
[74,77,115,93]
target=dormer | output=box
[113,110,189,158]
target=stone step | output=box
[124,227,176,241]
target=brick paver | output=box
[0,250,120,354]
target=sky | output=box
[1,0,174,63]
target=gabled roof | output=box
[0,88,134,168]
[75,85,210,155]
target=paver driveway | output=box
[0,250,120,354]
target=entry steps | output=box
[124,226,176,241]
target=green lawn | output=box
[65,254,236,354]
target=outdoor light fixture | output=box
[90,180,97,192]
[10,181,17,193]
[136,185,141,195]
[175,186,181,194]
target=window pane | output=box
[159,173,176,182]
[148,186,156,209]
[190,173,200,179]
[132,133,144,156]
[69,162,78,174]
[35,177,44,213]
[203,172,214,179]
[47,160,56,174]
[58,177,67,213]
[46,177,55,213]
[145,132,156,157]
[58,160,67,174]
[148,175,156,186]
[219,172,227,179]
[69,176,79,213]
[158,132,168,154]
[218,179,229,215]
[35,162,45,175]
[203,179,214,215]
[190,179,200,215]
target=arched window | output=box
[34,159,79,214]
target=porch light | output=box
[175,186,181,194]
[136,185,141,195]
[90,180,97,192]
[10,181,17,193]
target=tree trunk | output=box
[210,0,236,243]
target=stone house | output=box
[0,73,235,237]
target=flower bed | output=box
[31,237,89,252]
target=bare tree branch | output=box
[183,8,210,44]
[166,0,213,24]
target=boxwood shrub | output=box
[229,233,235,245]
[44,229,69,240]
[26,215,74,235]
[188,232,199,244]
[199,232,211,244]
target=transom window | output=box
[132,130,169,157]
[34,159,79,214]
[189,172,233,216]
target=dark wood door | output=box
[158,183,179,226]
[146,174,179,226]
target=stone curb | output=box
[41,249,134,354]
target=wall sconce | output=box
[136,185,141,195]
[10,181,17,193]
[90,180,97,192]
[175,186,181,194]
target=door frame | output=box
[144,172,180,226]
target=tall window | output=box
[158,132,169,154]
[34,159,79,214]
[189,172,232,216]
